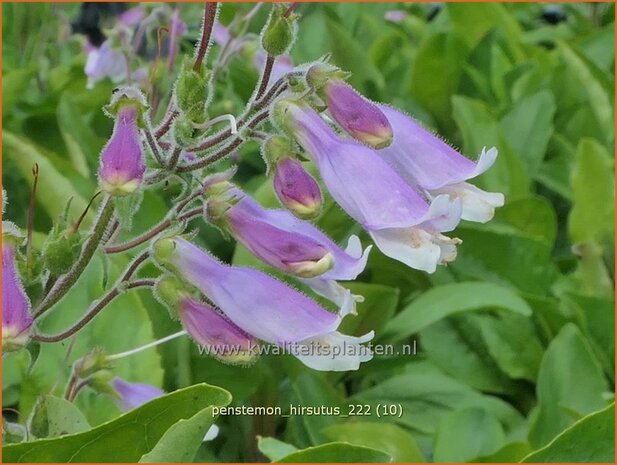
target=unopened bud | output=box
[261,4,297,56]
[174,57,210,123]
[273,158,322,220]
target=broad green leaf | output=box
[352,361,525,437]
[382,282,531,342]
[139,405,220,462]
[501,90,556,174]
[274,442,391,463]
[257,437,298,462]
[493,196,558,245]
[559,42,614,144]
[2,383,231,463]
[420,315,516,394]
[28,395,90,439]
[410,32,470,129]
[2,67,36,113]
[322,422,426,462]
[2,131,89,225]
[568,138,615,244]
[523,403,615,463]
[475,441,532,462]
[433,407,505,462]
[529,323,609,447]
[476,312,544,382]
[325,18,384,94]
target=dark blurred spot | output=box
[541,6,567,25]
[71,2,127,46]
[427,3,442,22]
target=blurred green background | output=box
[2,2,615,463]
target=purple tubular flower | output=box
[98,104,146,196]
[84,40,128,89]
[179,297,259,365]
[112,377,164,411]
[323,79,393,149]
[273,158,323,219]
[385,10,408,23]
[377,105,505,223]
[2,242,33,352]
[281,101,462,273]
[153,237,373,371]
[211,184,371,308]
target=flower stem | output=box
[32,280,154,343]
[107,330,187,361]
[26,163,39,277]
[255,54,275,100]
[34,196,115,319]
[193,2,219,72]
[178,111,270,172]
[143,127,165,166]
[104,207,202,254]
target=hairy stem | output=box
[143,127,165,166]
[255,54,275,100]
[104,207,202,254]
[178,111,270,172]
[34,196,115,319]
[32,280,154,343]
[193,2,218,71]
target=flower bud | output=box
[323,79,393,149]
[99,102,146,196]
[42,229,83,277]
[75,347,112,379]
[174,57,210,123]
[261,4,297,56]
[2,239,33,352]
[273,158,322,220]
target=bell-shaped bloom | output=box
[206,182,371,307]
[377,105,505,223]
[84,41,128,89]
[180,296,259,366]
[2,242,33,352]
[280,101,462,273]
[273,158,323,219]
[98,104,146,196]
[153,237,373,371]
[323,79,393,149]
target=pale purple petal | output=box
[285,103,446,230]
[431,182,505,223]
[2,243,32,347]
[378,105,499,190]
[273,158,322,219]
[112,378,164,411]
[157,238,343,344]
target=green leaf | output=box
[2,67,36,114]
[2,383,231,463]
[500,90,556,174]
[420,315,516,394]
[2,131,89,226]
[274,442,391,463]
[433,407,505,462]
[352,361,525,436]
[338,282,399,338]
[523,403,615,463]
[28,395,90,439]
[568,138,615,244]
[528,323,609,447]
[322,422,426,462]
[139,405,220,462]
[475,441,532,462]
[325,18,384,94]
[559,42,614,144]
[409,33,470,129]
[382,282,531,342]
[257,437,298,462]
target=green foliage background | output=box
[2,2,615,462]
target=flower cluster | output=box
[3,3,505,411]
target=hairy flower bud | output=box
[323,79,393,149]
[273,158,322,220]
[261,4,297,56]
[99,98,146,196]
[2,240,33,352]
[175,57,210,123]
